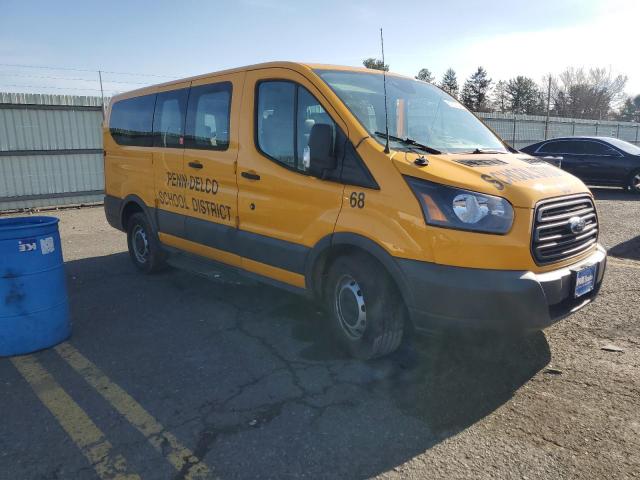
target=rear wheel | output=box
[126,212,166,273]
[628,170,640,194]
[325,253,405,359]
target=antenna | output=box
[380,28,390,154]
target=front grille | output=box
[532,194,598,265]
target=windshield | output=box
[606,137,640,155]
[315,69,508,154]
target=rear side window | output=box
[538,140,575,154]
[153,88,189,148]
[109,94,156,146]
[185,82,232,150]
[256,81,336,173]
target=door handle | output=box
[188,161,203,169]
[241,171,261,180]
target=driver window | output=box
[257,81,336,173]
[296,87,335,171]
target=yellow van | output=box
[104,62,606,359]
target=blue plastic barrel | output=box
[0,216,71,356]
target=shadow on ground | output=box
[591,187,638,202]
[608,235,640,261]
[61,252,550,479]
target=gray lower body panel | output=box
[104,195,309,275]
[104,195,123,230]
[397,245,607,332]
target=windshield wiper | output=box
[374,132,441,154]
[461,148,508,154]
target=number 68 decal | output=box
[349,192,365,208]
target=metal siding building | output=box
[0,92,104,211]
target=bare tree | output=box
[362,58,389,71]
[551,67,627,119]
[491,80,509,113]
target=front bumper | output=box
[397,245,607,333]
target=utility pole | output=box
[98,70,105,119]
[544,75,552,140]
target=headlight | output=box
[405,177,514,234]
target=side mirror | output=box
[308,124,337,178]
[542,155,563,168]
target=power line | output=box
[0,63,177,79]
[0,83,122,93]
[0,72,152,85]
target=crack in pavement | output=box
[173,301,407,478]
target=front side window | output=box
[297,87,336,170]
[153,89,189,148]
[256,81,336,173]
[314,69,508,154]
[581,141,619,156]
[257,82,296,167]
[185,82,232,150]
[109,94,156,146]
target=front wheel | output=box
[325,253,405,359]
[126,212,166,273]
[628,170,640,194]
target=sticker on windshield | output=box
[444,100,465,109]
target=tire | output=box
[126,212,166,273]
[325,253,406,359]
[628,170,640,194]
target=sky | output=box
[1,0,638,98]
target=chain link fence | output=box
[477,112,640,150]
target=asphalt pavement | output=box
[0,187,638,479]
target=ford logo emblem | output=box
[569,216,586,234]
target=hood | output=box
[392,152,590,208]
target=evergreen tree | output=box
[362,58,389,71]
[415,68,435,83]
[618,95,640,122]
[505,76,544,114]
[461,67,492,111]
[440,68,459,98]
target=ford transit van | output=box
[104,62,606,359]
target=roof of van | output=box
[109,61,408,102]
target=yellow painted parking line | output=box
[55,342,212,480]
[11,355,140,480]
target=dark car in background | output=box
[521,137,640,194]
